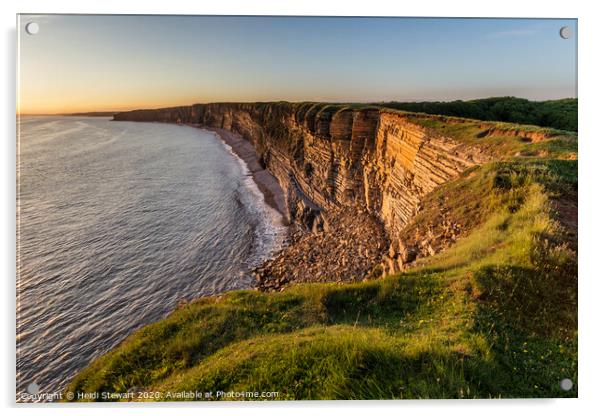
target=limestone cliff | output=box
[115,103,492,269]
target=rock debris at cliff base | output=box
[252,207,388,292]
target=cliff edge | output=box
[114,102,576,284]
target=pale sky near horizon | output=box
[17,15,577,114]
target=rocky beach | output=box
[205,126,389,292]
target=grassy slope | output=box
[65,115,578,401]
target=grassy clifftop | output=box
[65,137,577,400]
[377,97,578,132]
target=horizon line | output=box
[16,95,578,116]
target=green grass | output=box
[65,155,577,401]
[392,111,577,160]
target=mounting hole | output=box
[26,382,39,394]
[559,26,571,40]
[560,378,573,391]
[25,22,40,35]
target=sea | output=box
[16,116,287,401]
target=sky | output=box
[17,15,577,114]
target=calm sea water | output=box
[16,116,286,400]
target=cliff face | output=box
[114,103,489,269]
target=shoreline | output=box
[200,126,290,225]
[195,125,388,292]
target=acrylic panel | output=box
[16,15,578,402]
